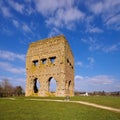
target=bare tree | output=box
[0,79,24,97]
[1,79,14,96]
[14,86,23,96]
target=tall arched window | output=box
[33,78,40,93]
[48,77,57,93]
[68,80,71,90]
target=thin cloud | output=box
[12,20,20,28]
[81,37,101,51]
[76,61,83,67]
[48,27,62,38]
[102,43,120,53]
[7,0,34,16]
[22,24,32,33]
[0,76,25,83]
[86,25,103,33]
[81,37,120,53]
[87,1,103,15]
[0,50,25,61]
[75,75,119,92]
[86,0,120,31]
[105,14,120,30]
[88,57,94,64]
[87,57,94,68]
[8,1,25,14]
[34,0,85,29]
[0,2,12,18]
[12,20,32,33]
[87,0,120,16]
[34,0,74,16]
[0,61,25,74]
[46,7,84,29]
[76,57,95,68]
[75,75,84,81]
[87,75,113,85]
[0,76,25,89]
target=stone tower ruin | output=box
[26,35,74,97]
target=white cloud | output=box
[48,27,62,38]
[22,24,32,33]
[0,76,25,83]
[87,57,95,68]
[0,76,25,89]
[0,3,12,17]
[0,50,25,61]
[34,0,74,16]
[12,20,20,28]
[34,0,85,29]
[81,37,101,51]
[75,75,84,81]
[85,15,103,33]
[88,1,103,15]
[62,8,84,24]
[106,14,120,25]
[88,57,94,65]
[12,20,32,33]
[75,75,119,92]
[76,57,95,68]
[86,0,120,31]
[5,0,34,16]
[76,61,83,67]
[81,37,120,53]
[46,7,84,29]
[87,75,113,85]
[86,25,103,33]
[87,0,120,15]
[0,62,25,74]
[103,43,120,53]
[105,14,120,30]
[8,1,25,14]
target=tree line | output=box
[0,79,24,97]
[75,91,120,96]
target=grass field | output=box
[0,96,120,120]
[70,96,120,109]
[25,96,120,108]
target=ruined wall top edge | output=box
[29,35,65,47]
[27,35,74,57]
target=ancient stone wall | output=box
[26,35,74,97]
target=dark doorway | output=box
[33,78,40,93]
[68,80,71,91]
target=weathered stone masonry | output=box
[26,35,74,96]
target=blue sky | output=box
[0,0,120,92]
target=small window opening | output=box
[67,59,69,63]
[41,58,47,64]
[33,60,38,66]
[50,57,56,64]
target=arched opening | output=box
[68,80,71,90]
[48,77,57,93]
[49,56,56,64]
[32,60,38,66]
[65,80,71,94]
[33,78,40,93]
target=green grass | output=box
[25,96,120,109]
[70,96,120,109]
[0,98,120,120]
